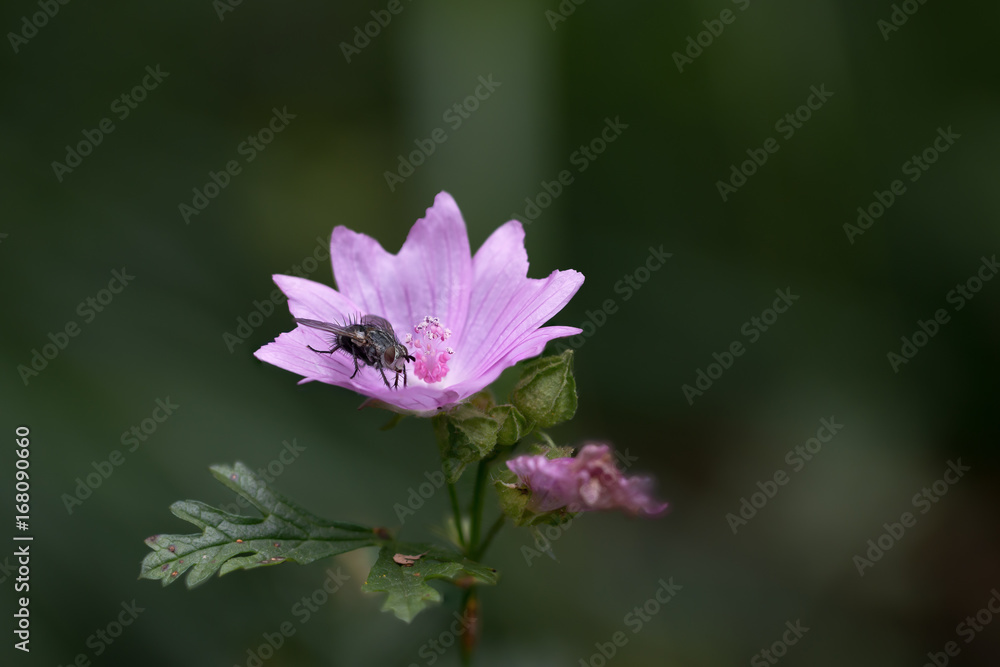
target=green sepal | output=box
[509,350,577,428]
[362,543,498,623]
[433,404,500,483]
[467,389,495,412]
[489,404,531,446]
[139,462,383,589]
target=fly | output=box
[295,314,416,389]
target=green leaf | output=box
[509,350,577,428]
[362,543,498,623]
[140,462,382,589]
[432,405,500,483]
[489,404,531,446]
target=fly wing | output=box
[360,314,397,337]
[295,318,366,343]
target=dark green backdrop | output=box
[3,1,999,666]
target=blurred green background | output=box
[3,1,999,665]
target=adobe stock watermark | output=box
[878,0,930,41]
[384,74,501,192]
[57,600,145,666]
[213,0,246,21]
[545,0,586,31]
[61,397,180,514]
[17,267,136,386]
[513,116,628,223]
[852,458,970,576]
[339,0,415,63]
[672,0,751,73]
[236,567,350,667]
[521,450,639,566]
[750,619,809,666]
[7,0,73,54]
[577,578,683,667]
[405,606,477,667]
[51,65,169,182]
[681,288,800,405]
[222,234,332,353]
[716,84,834,202]
[887,254,998,373]
[921,588,1000,667]
[843,125,960,244]
[726,417,844,534]
[391,469,446,524]
[550,245,670,355]
[178,106,296,224]
[217,439,307,516]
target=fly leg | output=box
[307,343,341,355]
[376,362,393,389]
[348,350,364,379]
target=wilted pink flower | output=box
[254,192,584,414]
[506,444,668,516]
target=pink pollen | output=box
[407,316,454,383]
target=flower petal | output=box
[506,455,577,512]
[271,274,361,322]
[444,325,581,401]
[449,219,584,384]
[329,191,471,340]
[507,444,669,517]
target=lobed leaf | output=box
[140,462,382,589]
[362,543,498,623]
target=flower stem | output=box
[459,457,498,665]
[447,479,466,550]
[472,515,506,561]
[468,459,489,553]
[459,586,480,666]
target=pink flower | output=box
[506,444,668,516]
[254,192,584,414]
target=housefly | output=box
[295,314,416,389]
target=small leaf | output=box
[362,543,498,623]
[140,462,382,588]
[432,405,500,483]
[489,404,531,446]
[509,350,577,428]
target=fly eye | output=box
[383,347,396,365]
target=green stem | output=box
[472,515,506,561]
[460,459,494,665]
[467,459,489,554]
[447,479,466,550]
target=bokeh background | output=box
[3,1,999,665]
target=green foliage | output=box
[433,352,577,482]
[433,404,501,483]
[510,350,577,428]
[139,462,381,589]
[490,404,530,446]
[362,543,499,623]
